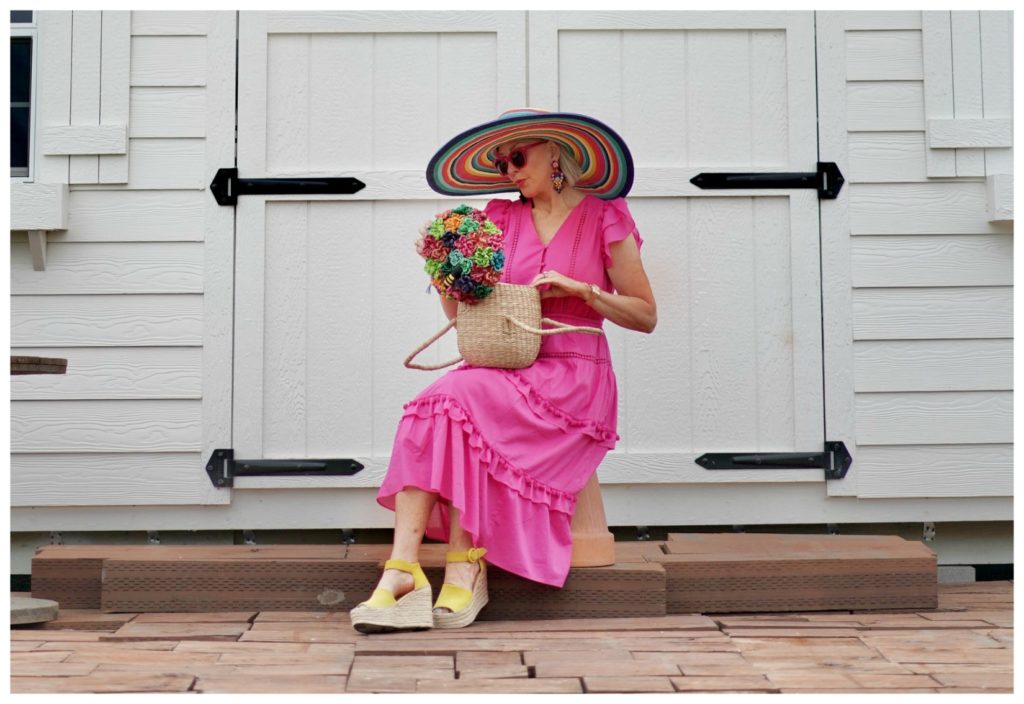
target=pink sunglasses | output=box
[492,141,547,175]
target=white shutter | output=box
[922,11,1013,220]
[41,10,131,184]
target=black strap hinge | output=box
[209,168,366,206]
[690,162,844,199]
[206,448,364,488]
[695,441,852,480]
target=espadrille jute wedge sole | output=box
[432,547,489,630]
[350,559,433,634]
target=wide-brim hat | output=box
[426,108,634,200]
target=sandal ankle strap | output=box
[446,547,487,564]
[383,558,429,590]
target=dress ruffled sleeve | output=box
[601,197,644,269]
[484,197,514,234]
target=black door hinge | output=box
[695,440,852,480]
[209,168,366,206]
[690,162,844,199]
[206,448,364,488]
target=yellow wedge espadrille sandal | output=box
[432,547,489,629]
[350,559,433,634]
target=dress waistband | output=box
[536,351,611,364]
[537,314,610,363]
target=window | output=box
[11,10,35,179]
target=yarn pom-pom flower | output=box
[420,204,504,304]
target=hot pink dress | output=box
[377,194,644,587]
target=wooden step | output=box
[337,543,667,620]
[29,545,349,610]
[652,533,937,613]
[31,543,666,619]
[29,534,938,618]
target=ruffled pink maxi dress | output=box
[378,194,644,587]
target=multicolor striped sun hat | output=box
[426,108,634,200]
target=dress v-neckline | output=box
[528,195,591,249]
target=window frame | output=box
[11,13,38,182]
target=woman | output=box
[350,108,657,633]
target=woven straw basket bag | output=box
[404,283,603,370]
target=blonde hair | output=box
[556,144,583,187]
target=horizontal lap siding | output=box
[11,295,204,346]
[11,348,202,400]
[10,453,208,507]
[10,11,230,508]
[12,400,203,453]
[853,340,1011,393]
[10,241,204,293]
[844,15,1013,499]
[851,235,1011,287]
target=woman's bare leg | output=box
[433,504,481,614]
[375,486,438,598]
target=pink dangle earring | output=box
[550,159,565,193]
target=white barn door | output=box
[527,13,830,502]
[230,11,831,520]
[231,12,526,494]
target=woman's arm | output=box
[595,233,657,333]
[527,232,657,333]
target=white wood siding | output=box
[10,11,235,508]
[820,11,1013,500]
[11,10,1012,530]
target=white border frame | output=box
[11,19,39,183]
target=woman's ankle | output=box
[443,559,479,584]
[378,568,415,596]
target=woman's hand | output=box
[528,269,589,300]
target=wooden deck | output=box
[10,580,1012,693]
[29,534,939,617]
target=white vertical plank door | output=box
[233,12,527,493]
[528,11,827,497]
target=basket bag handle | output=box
[404,316,602,371]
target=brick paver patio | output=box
[10,580,1012,693]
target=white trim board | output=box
[10,486,1013,532]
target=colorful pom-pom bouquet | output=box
[421,204,505,304]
